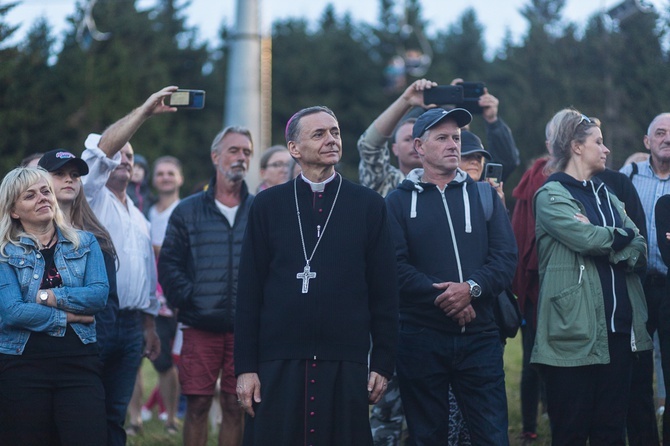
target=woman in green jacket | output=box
[531,109,651,446]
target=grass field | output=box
[125,335,560,446]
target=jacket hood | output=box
[396,167,476,232]
[399,167,470,192]
[543,171,615,229]
[546,171,605,190]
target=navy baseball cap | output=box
[461,130,491,160]
[38,149,89,176]
[412,108,472,139]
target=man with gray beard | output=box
[159,126,254,446]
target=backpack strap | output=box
[628,162,638,181]
[475,181,494,222]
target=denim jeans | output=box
[396,322,508,446]
[98,310,144,446]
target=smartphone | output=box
[423,85,464,106]
[458,81,486,114]
[484,163,503,183]
[166,89,206,109]
[459,81,486,99]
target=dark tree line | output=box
[1,0,669,193]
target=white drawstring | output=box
[410,190,418,218]
[462,185,472,233]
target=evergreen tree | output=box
[494,0,571,173]
[270,7,385,179]
[431,8,487,82]
[7,19,60,160]
[0,1,21,173]
[607,8,668,166]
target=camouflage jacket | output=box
[357,123,405,198]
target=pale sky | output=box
[5,0,667,56]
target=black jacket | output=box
[386,168,518,334]
[655,194,670,270]
[158,178,253,332]
[596,168,647,241]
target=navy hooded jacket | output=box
[386,168,518,334]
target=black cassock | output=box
[235,175,399,446]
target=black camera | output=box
[423,82,486,114]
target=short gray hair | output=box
[284,106,337,144]
[647,112,670,136]
[211,126,253,153]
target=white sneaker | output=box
[141,407,153,422]
[657,406,665,416]
[159,412,168,422]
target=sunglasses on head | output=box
[578,114,592,125]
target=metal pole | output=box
[225,0,262,191]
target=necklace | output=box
[294,173,342,293]
[40,229,57,250]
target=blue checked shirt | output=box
[620,160,670,275]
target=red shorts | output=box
[178,328,237,396]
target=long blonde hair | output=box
[0,167,80,257]
[69,187,117,261]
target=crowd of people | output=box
[0,81,668,446]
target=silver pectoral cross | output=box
[297,264,317,294]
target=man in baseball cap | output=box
[386,106,516,446]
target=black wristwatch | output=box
[466,280,482,299]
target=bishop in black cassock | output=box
[234,106,398,446]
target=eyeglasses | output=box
[266,162,291,169]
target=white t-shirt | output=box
[149,200,180,247]
[215,200,239,227]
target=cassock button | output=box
[310,396,315,401]
[310,379,315,384]
[318,194,323,198]
[310,411,315,416]
[311,363,317,368]
[310,429,315,433]
[318,209,323,213]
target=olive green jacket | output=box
[530,181,651,367]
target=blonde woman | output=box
[532,109,651,445]
[0,167,109,445]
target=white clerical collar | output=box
[300,172,336,192]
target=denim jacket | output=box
[0,227,109,355]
